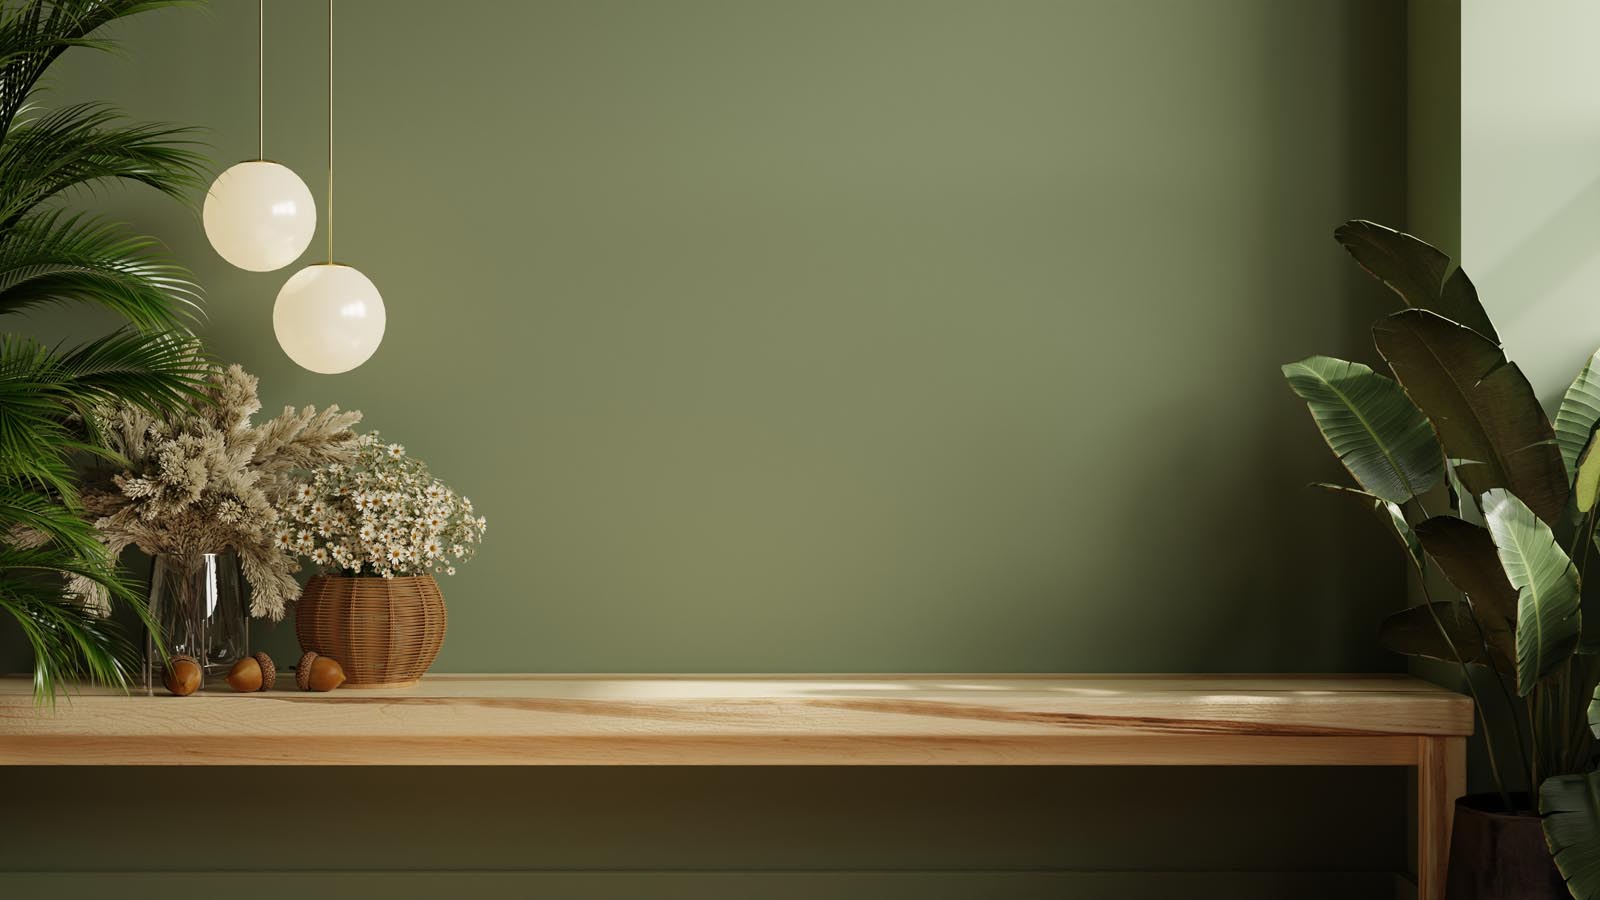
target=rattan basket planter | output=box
[294,574,447,688]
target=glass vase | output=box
[144,552,248,693]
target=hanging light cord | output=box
[256,0,263,159]
[327,0,334,264]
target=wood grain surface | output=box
[0,673,1472,766]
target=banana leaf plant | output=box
[1285,221,1600,899]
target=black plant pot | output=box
[1447,793,1566,899]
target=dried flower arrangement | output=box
[78,364,362,619]
[278,432,486,579]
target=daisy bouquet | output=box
[278,432,486,578]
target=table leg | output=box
[1417,735,1466,900]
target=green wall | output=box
[1461,0,1600,405]
[1,1,1418,896]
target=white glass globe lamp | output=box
[273,263,385,374]
[203,161,317,272]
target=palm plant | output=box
[1285,221,1600,898]
[0,0,209,701]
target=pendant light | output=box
[273,0,386,375]
[203,0,316,272]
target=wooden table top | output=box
[0,673,1473,766]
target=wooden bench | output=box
[0,673,1472,899]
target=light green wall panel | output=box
[1461,0,1600,407]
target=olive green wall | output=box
[1408,0,1460,254]
[5,0,1412,673]
[1,1,1418,896]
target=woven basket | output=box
[294,574,447,688]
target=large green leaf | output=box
[1483,489,1581,694]
[1379,602,1496,667]
[1335,220,1499,342]
[1315,482,1423,568]
[1415,516,1517,672]
[1375,310,1568,526]
[1283,356,1443,503]
[1590,681,1600,739]
[1541,772,1600,899]
[1556,349,1600,481]
[1579,436,1600,514]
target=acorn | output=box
[225,652,277,693]
[296,651,346,692]
[163,654,202,697]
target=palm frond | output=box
[0,101,206,226]
[0,557,141,703]
[0,329,208,413]
[0,210,201,328]
[0,378,83,497]
[0,330,206,701]
[0,2,206,140]
[0,480,106,559]
[0,331,207,502]
[0,0,211,703]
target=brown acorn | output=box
[225,652,277,693]
[296,651,345,692]
[254,652,277,690]
[163,654,202,697]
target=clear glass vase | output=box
[144,552,248,693]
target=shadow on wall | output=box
[1051,0,1409,674]
[1480,173,1600,407]
[0,765,1404,875]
